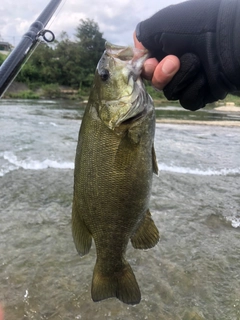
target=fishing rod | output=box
[0,0,63,98]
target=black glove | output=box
[136,0,240,110]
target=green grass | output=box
[221,94,240,105]
[8,90,40,99]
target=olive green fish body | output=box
[72,43,159,305]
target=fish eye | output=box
[99,69,110,81]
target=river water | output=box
[0,99,240,320]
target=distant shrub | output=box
[28,82,43,91]
[145,84,165,99]
[41,84,61,98]
[0,53,6,65]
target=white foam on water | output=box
[1,151,239,178]
[158,163,240,176]
[0,151,74,176]
[226,216,240,228]
[50,122,58,127]
[0,164,17,177]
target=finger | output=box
[133,32,158,80]
[134,31,180,86]
[142,58,159,80]
[152,56,180,90]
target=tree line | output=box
[0,18,166,100]
[0,19,106,93]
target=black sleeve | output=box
[217,0,240,88]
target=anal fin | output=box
[131,210,160,249]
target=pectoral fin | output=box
[152,145,159,175]
[131,210,160,249]
[72,199,92,256]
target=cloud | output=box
[0,0,186,46]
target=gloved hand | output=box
[136,0,240,110]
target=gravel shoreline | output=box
[156,119,240,126]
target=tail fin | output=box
[91,260,141,305]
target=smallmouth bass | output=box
[72,42,159,305]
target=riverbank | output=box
[2,81,86,101]
[3,82,240,111]
[156,119,240,127]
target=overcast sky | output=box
[0,0,186,47]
